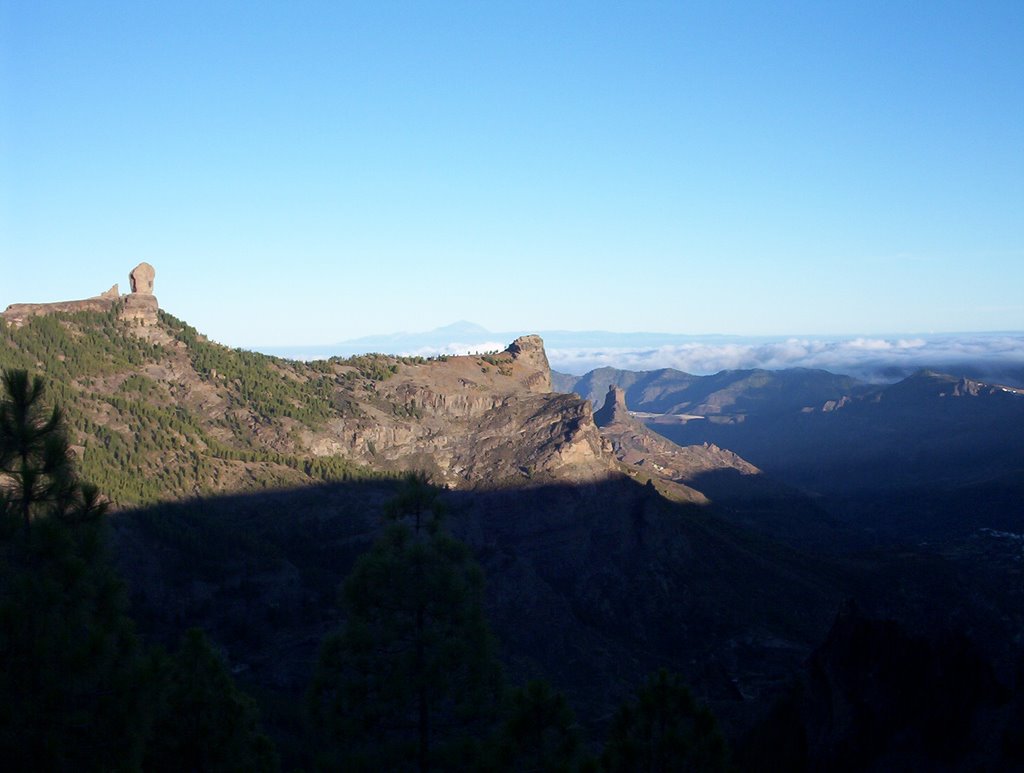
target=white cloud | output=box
[402,341,509,357]
[545,334,1024,385]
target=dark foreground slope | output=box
[111,478,845,731]
[111,474,1017,757]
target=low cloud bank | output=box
[545,333,1024,385]
[270,331,1024,387]
[404,341,509,358]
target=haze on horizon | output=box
[3,2,1023,348]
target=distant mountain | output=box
[641,369,1024,541]
[563,366,867,417]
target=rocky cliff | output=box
[593,384,758,503]
[307,335,613,488]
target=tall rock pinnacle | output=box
[593,385,631,427]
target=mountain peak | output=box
[434,320,492,337]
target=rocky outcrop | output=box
[3,288,121,327]
[120,263,159,326]
[506,335,552,393]
[592,383,760,504]
[2,265,159,327]
[308,334,615,488]
[129,262,156,294]
[120,294,159,326]
[4,298,109,326]
[594,385,629,427]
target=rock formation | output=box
[3,284,122,327]
[120,263,159,325]
[506,335,552,392]
[2,264,159,328]
[592,383,759,503]
[594,384,630,427]
[129,262,156,294]
[301,334,614,488]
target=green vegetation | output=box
[601,669,728,773]
[160,311,335,427]
[0,370,279,770]
[489,680,588,772]
[308,474,503,771]
[1,369,80,527]
[0,307,162,381]
[305,475,732,772]
[144,628,278,772]
[0,310,392,506]
[0,503,154,770]
[2,374,734,771]
[332,352,426,381]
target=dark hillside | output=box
[650,370,1024,505]
[110,474,1015,754]
[111,476,851,741]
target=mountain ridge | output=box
[1,274,772,509]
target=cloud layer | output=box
[545,333,1024,385]
[271,332,1024,387]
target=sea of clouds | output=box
[273,331,1024,387]
[544,333,1024,384]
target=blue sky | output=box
[3,1,1022,347]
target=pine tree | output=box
[309,474,503,771]
[601,670,728,773]
[145,628,278,772]
[490,680,589,773]
[0,370,152,769]
[0,369,77,527]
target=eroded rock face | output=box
[506,335,552,393]
[592,381,759,503]
[120,294,159,326]
[301,334,615,488]
[130,262,156,294]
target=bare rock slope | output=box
[594,384,757,503]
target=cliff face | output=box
[592,385,758,503]
[306,336,613,488]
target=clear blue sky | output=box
[3,1,1022,347]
